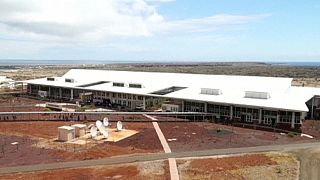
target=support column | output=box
[259,109,262,124]
[204,103,208,113]
[142,96,146,110]
[276,113,280,124]
[48,86,51,98]
[311,97,315,119]
[291,112,295,129]
[301,112,306,121]
[181,100,185,112]
[28,84,31,94]
[70,89,74,100]
[230,106,233,119]
[59,88,62,99]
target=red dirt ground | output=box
[0,121,70,139]
[0,163,170,180]
[0,161,170,180]
[159,122,317,152]
[0,95,45,106]
[0,135,67,167]
[0,95,46,112]
[301,120,320,138]
[0,122,163,168]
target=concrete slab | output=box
[106,128,138,142]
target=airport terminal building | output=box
[25,69,320,129]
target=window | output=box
[279,111,292,123]
[65,78,74,83]
[245,115,253,122]
[151,86,187,95]
[113,82,125,87]
[77,81,109,87]
[185,101,205,112]
[263,117,273,125]
[47,77,55,81]
[129,83,142,88]
[295,112,301,124]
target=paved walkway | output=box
[1,142,320,174]
[143,114,179,180]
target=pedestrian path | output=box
[143,114,180,180]
[1,142,320,175]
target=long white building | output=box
[25,69,320,129]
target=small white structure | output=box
[90,126,98,137]
[117,121,123,131]
[0,76,16,89]
[103,117,109,127]
[96,120,108,138]
[162,103,180,112]
[71,124,86,137]
[58,126,75,142]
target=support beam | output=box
[70,89,74,100]
[142,96,146,110]
[291,112,295,129]
[181,100,185,112]
[230,106,233,119]
[259,109,262,124]
[301,112,306,121]
[59,88,62,99]
[204,103,208,113]
[311,97,315,119]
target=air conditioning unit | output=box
[245,91,270,99]
[200,88,222,95]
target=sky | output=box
[0,0,319,62]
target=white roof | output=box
[26,69,320,112]
[58,126,75,131]
[71,124,87,128]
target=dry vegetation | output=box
[177,153,299,180]
[0,160,170,180]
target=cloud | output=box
[153,14,270,34]
[0,0,159,41]
[0,0,269,45]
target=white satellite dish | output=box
[117,121,123,131]
[103,117,109,127]
[96,120,108,138]
[90,126,97,137]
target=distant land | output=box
[0,59,319,67]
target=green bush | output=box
[287,132,297,138]
[43,108,52,112]
[75,107,85,112]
